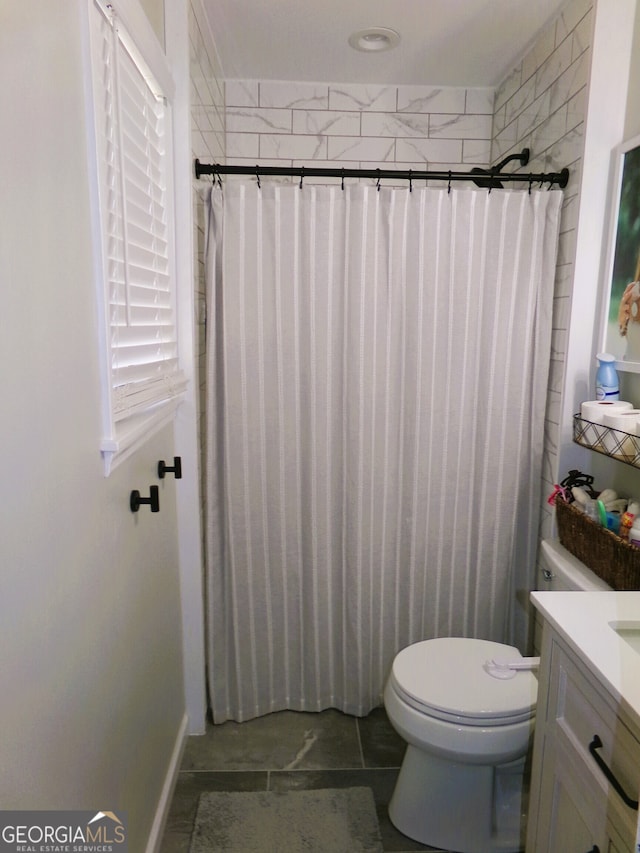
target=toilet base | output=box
[389,745,526,853]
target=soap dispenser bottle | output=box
[595,353,619,401]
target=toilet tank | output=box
[537,539,611,592]
[532,539,611,654]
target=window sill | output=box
[100,395,183,476]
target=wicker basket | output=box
[555,496,640,590]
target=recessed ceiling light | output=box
[348,27,401,52]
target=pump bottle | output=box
[595,353,619,401]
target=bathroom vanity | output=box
[527,591,640,852]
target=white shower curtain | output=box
[204,182,562,723]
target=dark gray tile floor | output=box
[159,707,446,852]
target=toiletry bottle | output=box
[596,353,619,401]
[629,518,640,547]
[606,512,621,534]
[620,511,636,540]
[583,499,600,522]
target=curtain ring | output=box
[488,169,495,194]
[341,168,345,191]
[376,168,381,192]
[409,169,413,192]
[528,175,533,195]
[255,165,261,189]
[215,166,223,189]
[448,171,452,194]
[299,166,304,190]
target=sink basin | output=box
[609,621,640,654]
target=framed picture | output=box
[601,133,640,372]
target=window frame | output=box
[84,0,185,475]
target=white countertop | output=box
[531,591,640,730]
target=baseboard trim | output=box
[145,711,189,853]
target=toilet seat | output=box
[390,637,537,726]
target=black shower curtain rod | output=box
[194,148,569,190]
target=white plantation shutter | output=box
[89,0,185,472]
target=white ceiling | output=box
[203,0,569,88]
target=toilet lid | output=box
[390,637,537,725]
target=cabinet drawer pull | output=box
[588,735,639,810]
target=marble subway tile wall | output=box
[490,0,593,541]
[225,80,495,182]
[189,0,226,529]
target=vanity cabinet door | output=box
[533,733,609,852]
[607,835,628,853]
[527,629,640,852]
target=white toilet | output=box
[383,539,610,853]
